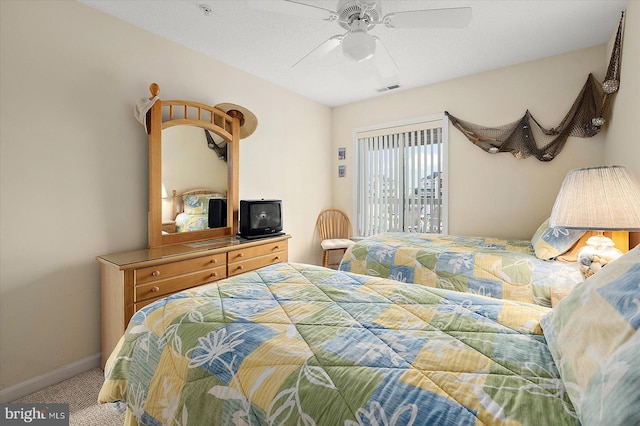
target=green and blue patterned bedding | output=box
[174,194,226,232]
[541,245,640,426]
[339,232,583,307]
[99,262,579,425]
[175,212,208,232]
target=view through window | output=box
[354,115,448,238]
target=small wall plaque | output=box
[338,147,346,160]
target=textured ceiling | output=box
[80,0,628,107]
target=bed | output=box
[97,246,640,425]
[171,188,226,232]
[338,220,587,307]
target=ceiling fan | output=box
[250,0,472,79]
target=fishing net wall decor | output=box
[446,12,624,162]
[205,129,228,161]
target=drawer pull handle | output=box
[237,253,244,258]
[210,259,218,264]
[211,272,218,278]
[274,256,280,261]
[237,266,244,271]
[152,270,160,277]
[151,286,160,293]
[274,245,280,250]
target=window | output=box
[353,114,448,238]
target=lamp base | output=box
[577,234,623,278]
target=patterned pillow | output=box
[540,245,640,426]
[531,218,585,260]
[182,194,215,215]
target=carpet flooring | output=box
[12,368,124,425]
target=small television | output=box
[239,199,284,239]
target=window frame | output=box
[351,113,449,238]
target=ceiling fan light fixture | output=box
[270,0,473,80]
[342,30,376,62]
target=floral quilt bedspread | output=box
[99,262,577,425]
[175,212,208,232]
[339,232,583,307]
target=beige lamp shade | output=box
[549,165,640,231]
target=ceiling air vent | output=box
[376,84,400,93]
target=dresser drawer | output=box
[228,251,287,276]
[134,294,165,312]
[98,234,291,369]
[228,240,287,263]
[135,265,226,302]
[135,253,225,285]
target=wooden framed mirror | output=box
[145,83,240,248]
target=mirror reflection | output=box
[161,125,228,234]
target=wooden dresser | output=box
[96,234,290,367]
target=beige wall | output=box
[332,46,610,240]
[605,3,640,248]
[0,1,331,392]
[606,2,639,178]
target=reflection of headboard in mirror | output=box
[146,83,240,248]
[172,188,225,219]
[170,188,227,233]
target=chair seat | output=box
[321,239,355,250]
[317,209,353,268]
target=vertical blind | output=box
[355,120,445,237]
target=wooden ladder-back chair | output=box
[316,209,355,268]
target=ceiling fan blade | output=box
[371,37,399,79]
[292,35,343,68]
[248,0,337,21]
[383,7,472,29]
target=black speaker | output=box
[208,198,227,228]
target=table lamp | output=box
[549,165,640,277]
